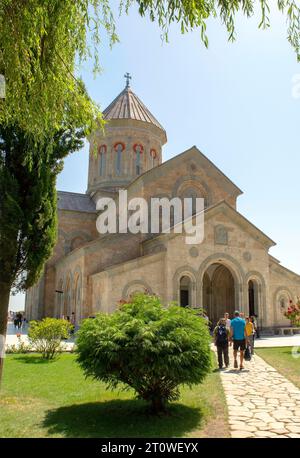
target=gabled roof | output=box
[103,85,166,133]
[204,200,276,248]
[128,145,243,197]
[142,200,276,250]
[269,255,300,279]
[57,191,96,213]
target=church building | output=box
[25,78,300,332]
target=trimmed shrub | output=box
[28,318,72,359]
[76,293,211,413]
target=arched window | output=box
[64,276,71,319]
[177,182,209,215]
[99,145,106,176]
[56,279,64,318]
[71,236,85,251]
[280,298,286,310]
[74,272,82,324]
[114,142,125,176]
[150,149,157,167]
[134,144,143,175]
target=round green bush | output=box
[28,318,72,359]
[76,294,211,413]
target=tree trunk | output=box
[151,396,166,415]
[0,282,11,389]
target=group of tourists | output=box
[213,311,259,371]
[12,312,26,330]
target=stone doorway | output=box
[180,275,191,307]
[248,280,258,317]
[202,263,236,327]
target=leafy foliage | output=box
[0,1,115,138]
[28,318,72,359]
[0,1,300,139]
[123,1,300,57]
[0,123,84,291]
[0,121,84,387]
[283,298,300,327]
[76,293,211,413]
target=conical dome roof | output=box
[103,85,166,134]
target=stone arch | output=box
[122,280,153,300]
[172,175,212,208]
[56,278,64,318]
[273,286,294,325]
[63,271,73,319]
[173,266,197,307]
[204,264,236,326]
[197,253,245,311]
[245,271,267,322]
[133,142,145,176]
[70,236,86,251]
[73,266,83,324]
[64,231,92,254]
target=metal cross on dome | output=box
[124,72,132,88]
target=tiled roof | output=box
[57,191,96,213]
[103,86,165,132]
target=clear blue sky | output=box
[10,2,300,311]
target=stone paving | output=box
[217,351,300,438]
[254,335,300,348]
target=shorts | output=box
[233,339,246,351]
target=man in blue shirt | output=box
[230,311,246,370]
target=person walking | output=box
[245,317,254,356]
[13,316,18,330]
[213,318,230,370]
[224,312,231,330]
[250,316,257,353]
[70,312,76,334]
[252,314,260,339]
[16,312,23,330]
[230,311,246,370]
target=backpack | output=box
[244,346,251,361]
[216,325,228,346]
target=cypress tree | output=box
[0,124,84,385]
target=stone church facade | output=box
[25,81,300,332]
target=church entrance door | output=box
[202,263,235,328]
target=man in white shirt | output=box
[224,312,231,330]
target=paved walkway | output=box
[254,335,300,348]
[5,322,75,350]
[218,352,300,438]
[6,321,300,348]
[5,322,300,437]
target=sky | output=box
[9,2,300,311]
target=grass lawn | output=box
[256,347,300,389]
[0,352,229,438]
